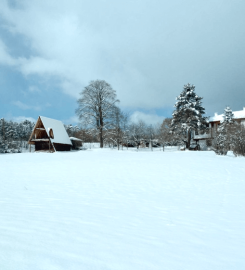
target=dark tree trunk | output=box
[187,129,191,149]
[99,128,103,148]
[99,105,103,148]
[2,119,5,141]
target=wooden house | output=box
[208,108,245,137]
[193,107,245,149]
[28,116,72,152]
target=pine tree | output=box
[215,106,236,155]
[222,107,234,123]
[0,118,35,153]
[232,124,245,156]
[0,118,7,152]
[171,83,208,149]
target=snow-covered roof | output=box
[209,107,245,122]
[40,116,72,145]
[69,137,83,142]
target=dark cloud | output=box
[0,0,245,121]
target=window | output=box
[49,128,54,139]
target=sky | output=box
[0,0,245,125]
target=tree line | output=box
[0,119,34,153]
[1,80,245,156]
[75,80,208,150]
[211,107,245,156]
[75,80,245,156]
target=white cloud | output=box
[1,0,245,114]
[63,115,79,125]
[0,0,190,108]
[0,39,16,66]
[13,101,41,111]
[12,116,36,123]
[28,85,40,93]
[13,101,30,110]
[130,111,165,125]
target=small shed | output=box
[70,137,83,150]
[28,116,72,152]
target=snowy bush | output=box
[232,125,245,157]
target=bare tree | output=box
[129,120,147,149]
[120,112,129,150]
[146,124,160,150]
[158,118,183,146]
[108,107,129,150]
[76,80,119,148]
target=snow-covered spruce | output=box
[214,106,236,155]
[171,83,208,149]
[0,118,35,153]
[232,124,245,156]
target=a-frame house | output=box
[28,116,72,152]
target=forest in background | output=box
[1,81,245,156]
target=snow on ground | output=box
[82,142,101,149]
[0,150,245,270]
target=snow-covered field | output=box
[1,150,245,270]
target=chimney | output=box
[214,112,218,117]
[243,107,245,111]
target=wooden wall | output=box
[35,141,53,151]
[53,143,71,151]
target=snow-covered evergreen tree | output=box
[0,118,5,140]
[222,107,234,123]
[0,118,35,153]
[232,124,245,156]
[0,118,7,152]
[171,83,208,149]
[215,106,236,155]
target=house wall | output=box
[35,141,51,151]
[34,142,70,151]
[193,113,245,150]
[53,143,71,151]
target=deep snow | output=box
[0,150,245,270]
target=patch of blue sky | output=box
[0,66,77,123]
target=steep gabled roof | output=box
[209,108,245,123]
[40,116,72,145]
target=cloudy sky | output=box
[0,0,245,125]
